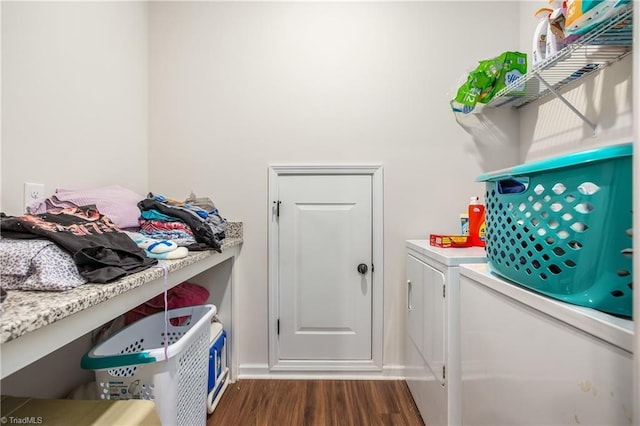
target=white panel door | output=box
[278,174,372,360]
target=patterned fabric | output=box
[27,185,144,229]
[0,239,87,291]
[139,219,194,235]
[137,229,196,246]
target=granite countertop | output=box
[0,222,243,345]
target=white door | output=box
[277,174,372,360]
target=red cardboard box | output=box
[429,234,472,248]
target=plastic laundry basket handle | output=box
[81,351,156,370]
[497,178,528,194]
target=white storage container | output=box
[82,304,216,426]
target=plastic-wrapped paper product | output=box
[565,0,630,36]
[450,52,527,114]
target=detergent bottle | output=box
[468,196,486,247]
[546,0,567,59]
[532,7,553,66]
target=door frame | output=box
[268,164,384,374]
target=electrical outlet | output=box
[24,182,45,212]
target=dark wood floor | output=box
[207,379,424,426]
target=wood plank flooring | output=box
[207,379,424,426]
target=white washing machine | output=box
[405,240,486,426]
[459,263,633,425]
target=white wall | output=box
[148,1,521,373]
[0,1,148,397]
[1,1,149,215]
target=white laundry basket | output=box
[81,304,216,426]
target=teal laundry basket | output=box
[477,143,633,318]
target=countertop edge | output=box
[1,236,243,345]
[406,239,487,266]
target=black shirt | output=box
[1,205,156,283]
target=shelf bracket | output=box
[534,73,598,138]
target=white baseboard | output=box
[238,363,406,380]
[237,363,270,378]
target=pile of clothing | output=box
[0,205,156,284]
[137,192,227,252]
[0,187,227,292]
[26,185,144,229]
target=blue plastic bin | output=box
[208,326,226,394]
[477,143,633,318]
[207,322,228,414]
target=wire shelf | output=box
[487,6,633,109]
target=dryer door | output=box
[407,254,446,385]
[422,262,446,385]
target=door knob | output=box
[357,263,368,275]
